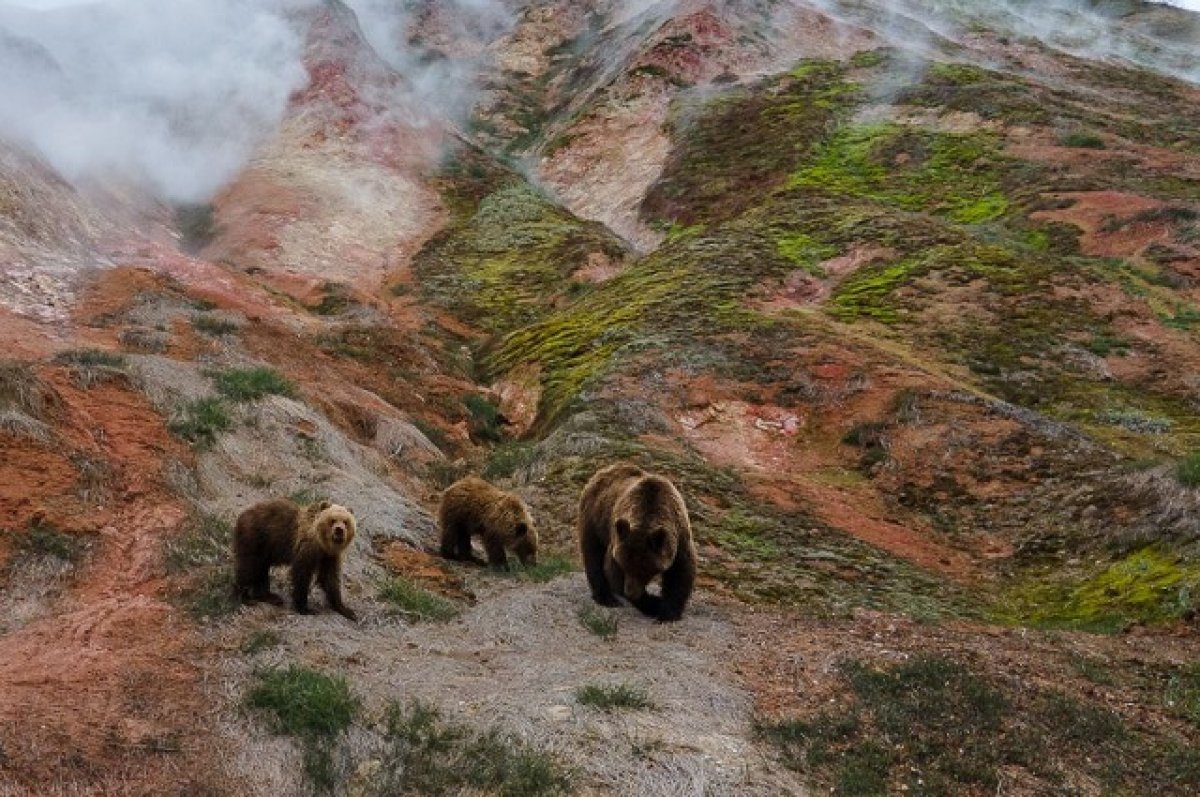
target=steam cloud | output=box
[341,0,514,121]
[0,0,1194,204]
[806,0,1200,85]
[0,0,318,203]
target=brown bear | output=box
[233,498,358,621]
[438,476,538,569]
[578,463,695,622]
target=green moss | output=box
[714,509,781,561]
[848,49,887,69]
[642,60,862,226]
[995,548,1200,633]
[829,243,1049,324]
[414,182,628,335]
[897,63,1053,126]
[775,232,836,275]
[789,123,1010,225]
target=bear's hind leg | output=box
[291,556,317,615]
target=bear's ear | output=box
[615,518,631,540]
[513,521,528,538]
[315,500,331,512]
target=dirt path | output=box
[213,572,808,796]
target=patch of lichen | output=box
[897,61,1056,126]
[489,228,801,426]
[994,547,1200,633]
[789,122,1011,225]
[413,180,628,336]
[901,56,1200,153]
[641,59,863,227]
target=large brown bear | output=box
[438,477,538,568]
[233,498,358,621]
[578,463,696,622]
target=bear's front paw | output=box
[337,608,359,622]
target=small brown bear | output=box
[438,476,538,568]
[233,498,358,621]
[578,463,696,622]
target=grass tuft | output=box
[379,576,459,622]
[1178,452,1200,487]
[500,554,574,583]
[193,315,238,336]
[165,514,230,573]
[211,367,296,402]
[577,606,619,640]
[241,629,282,655]
[374,700,572,796]
[575,684,653,711]
[246,666,359,738]
[4,519,89,565]
[165,513,239,620]
[169,397,231,447]
[53,348,127,368]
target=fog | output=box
[0,0,316,202]
[0,0,1194,203]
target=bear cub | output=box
[233,498,358,621]
[578,463,696,622]
[438,477,538,569]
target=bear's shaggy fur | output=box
[578,463,695,622]
[438,477,538,568]
[233,498,358,620]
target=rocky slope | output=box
[2,1,1200,795]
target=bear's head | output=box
[611,478,680,599]
[309,501,356,556]
[501,496,539,566]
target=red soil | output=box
[0,372,227,794]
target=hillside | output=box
[2,1,1200,795]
